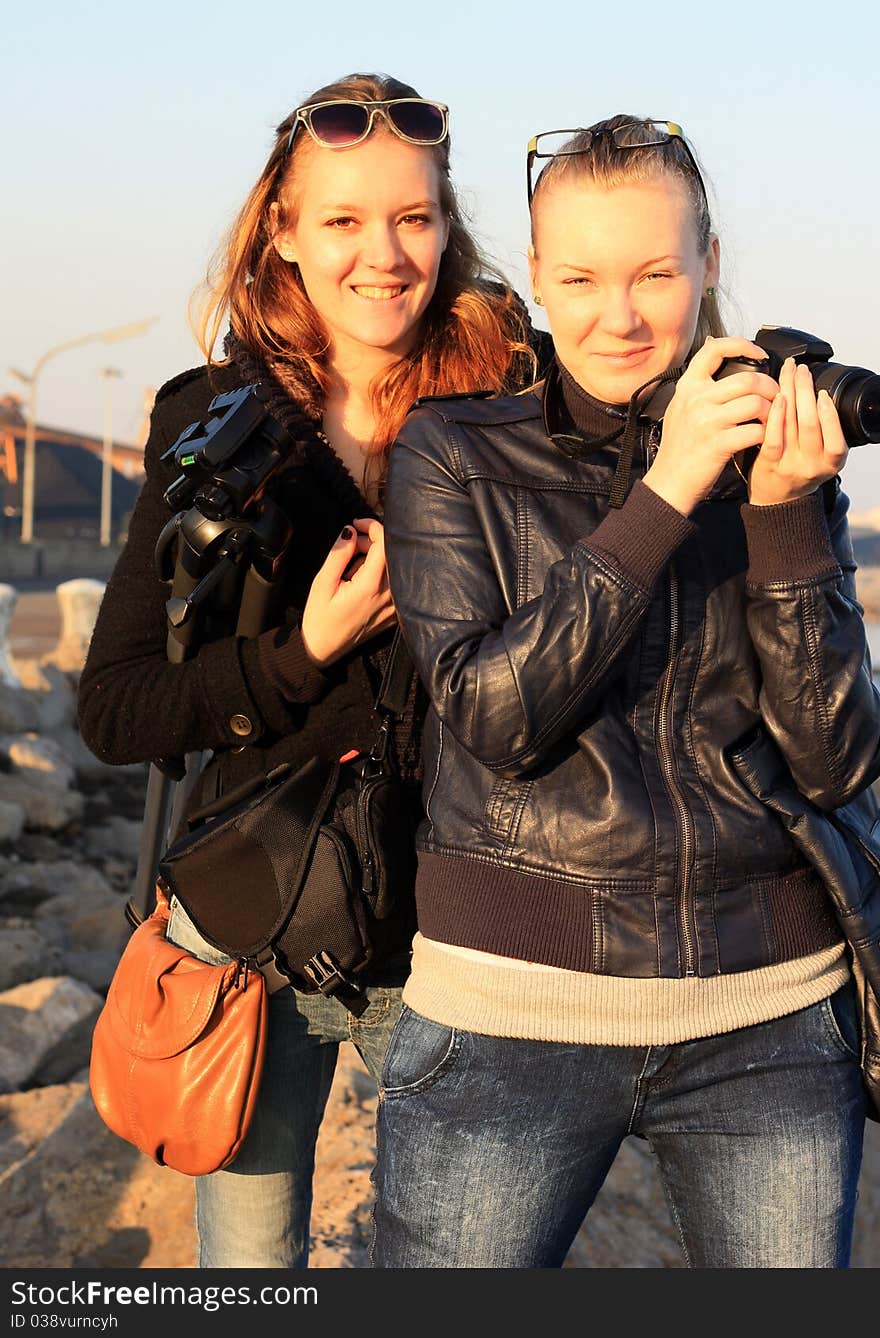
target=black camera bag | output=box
[157,630,418,1015]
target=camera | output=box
[715,326,880,446]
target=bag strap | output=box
[184,761,293,830]
[374,627,415,718]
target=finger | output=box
[777,357,797,449]
[341,553,367,580]
[714,371,779,405]
[817,390,849,470]
[724,420,776,453]
[757,394,786,463]
[793,362,823,457]
[722,393,774,426]
[350,517,378,534]
[313,526,359,590]
[347,535,388,592]
[689,335,772,377]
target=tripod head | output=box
[161,383,297,516]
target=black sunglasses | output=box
[526,119,709,213]
[286,98,449,157]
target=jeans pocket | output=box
[166,896,234,966]
[822,980,862,1060]
[381,1004,458,1095]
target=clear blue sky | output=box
[4,0,879,513]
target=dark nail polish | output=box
[340,526,354,540]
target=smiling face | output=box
[272,132,450,374]
[529,173,719,403]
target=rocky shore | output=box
[1,578,879,1270]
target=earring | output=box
[705,287,716,298]
[533,294,543,306]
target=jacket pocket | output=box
[484,777,532,850]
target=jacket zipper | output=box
[647,423,697,976]
[355,778,378,905]
[657,568,697,975]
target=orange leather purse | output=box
[89,884,268,1176]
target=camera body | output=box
[715,326,880,446]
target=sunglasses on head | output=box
[526,119,709,213]
[285,98,449,157]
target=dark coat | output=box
[77,359,422,817]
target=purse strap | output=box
[374,627,415,717]
[366,628,415,765]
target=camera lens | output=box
[811,364,880,446]
[850,377,880,443]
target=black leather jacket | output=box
[383,375,880,979]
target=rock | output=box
[0,860,109,911]
[0,774,83,831]
[0,801,25,845]
[83,815,146,866]
[0,1080,197,1268]
[45,580,106,674]
[28,666,76,733]
[9,664,76,733]
[54,724,147,787]
[0,922,53,992]
[0,976,103,1092]
[0,683,39,735]
[34,882,129,991]
[0,733,77,790]
[0,1078,83,1177]
[0,586,21,689]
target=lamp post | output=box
[9,316,157,544]
[98,367,123,547]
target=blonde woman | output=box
[377,115,878,1267]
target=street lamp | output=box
[9,316,158,543]
[98,367,123,547]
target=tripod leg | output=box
[127,763,175,925]
[167,749,212,839]
[126,750,211,927]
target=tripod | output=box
[127,384,300,926]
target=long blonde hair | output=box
[192,73,533,494]
[530,114,725,354]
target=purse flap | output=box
[102,912,236,1059]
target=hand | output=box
[747,357,848,505]
[301,518,397,666]
[643,336,779,515]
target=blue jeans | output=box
[167,898,404,1268]
[372,985,867,1268]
